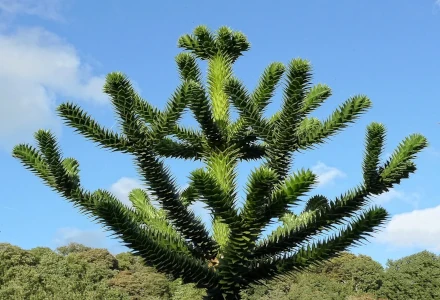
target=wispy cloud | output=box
[372,188,421,209]
[0,27,107,150]
[52,227,107,248]
[0,0,65,21]
[311,161,346,187]
[54,176,144,253]
[109,177,144,207]
[375,205,440,251]
[1,205,17,211]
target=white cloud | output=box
[376,205,440,251]
[372,188,420,209]
[52,227,107,248]
[109,177,144,206]
[0,27,107,150]
[311,161,346,187]
[0,0,65,21]
[1,205,17,211]
[373,188,405,204]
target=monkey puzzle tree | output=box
[12,25,427,299]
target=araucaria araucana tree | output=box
[12,26,428,299]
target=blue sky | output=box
[1,0,440,267]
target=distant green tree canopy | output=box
[378,251,440,300]
[1,242,439,299]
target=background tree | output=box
[346,294,387,300]
[69,248,119,270]
[56,242,92,256]
[0,243,37,285]
[12,25,427,299]
[0,244,130,299]
[310,252,385,294]
[378,251,440,300]
[169,279,207,300]
[115,252,143,271]
[241,253,385,300]
[285,272,352,300]
[2,242,440,299]
[108,269,172,299]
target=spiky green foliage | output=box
[12,25,427,299]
